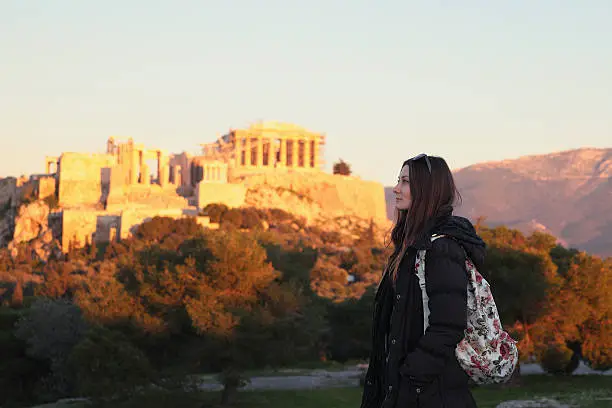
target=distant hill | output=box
[385,148,612,257]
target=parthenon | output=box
[199,121,326,176]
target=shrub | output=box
[333,159,352,176]
[321,230,342,245]
[539,343,579,375]
[43,195,59,210]
[220,208,243,229]
[240,208,262,229]
[582,324,612,371]
[0,323,50,406]
[201,203,229,223]
[132,217,204,248]
[14,298,88,396]
[68,326,153,398]
[267,208,294,224]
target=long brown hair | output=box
[386,155,460,282]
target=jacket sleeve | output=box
[400,238,468,383]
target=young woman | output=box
[360,154,486,408]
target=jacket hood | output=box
[413,215,486,270]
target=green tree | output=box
[333,159,352,176]
[327,287,375,362]
[68,325,153,399]
[0,307,50,406]
[309,255,349,302]
[183,229,325,405]
[14,299,88,397]
[534,252,612,371]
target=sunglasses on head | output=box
[408,153,432,173]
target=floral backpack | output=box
[415,235,519,385]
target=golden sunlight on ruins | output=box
[0,121,388,254]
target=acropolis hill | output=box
[0,121,387,258]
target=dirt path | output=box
[193,362,611,391]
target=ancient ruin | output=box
[0,121,385,256]
[199,121,326,177]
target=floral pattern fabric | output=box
[416,237,519,385]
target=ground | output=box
[30,374,611,408]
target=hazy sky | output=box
[1,0,610,185]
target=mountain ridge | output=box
[385,148,612,257]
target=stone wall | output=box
[58,153,116,208]
[61,209,102,249]
[37,176,56,200]
[61,207,199,251]
[196,182,246,209]
[169,152,192,190]
[95,214,122,243]
[105,184,188,211]
[238,171,387,223]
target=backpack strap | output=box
[416,234,445,332]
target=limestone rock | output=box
[12,201,50,243]
[0,210,15,247]
[240,171,388,225]
[8,201,61,262]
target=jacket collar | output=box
[409,213,452,250]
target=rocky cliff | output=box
[0,177,62,261]
[235,171,389,226]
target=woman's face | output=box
[392,165,411,211]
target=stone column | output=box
[160,164,169,187]
[245,137,252,166]
[291,138,298,168]
[312,140,319,170]
[176,165,182,185]
[304,137,311,168]
[280,138,287,166]
[132,150,141,184]
[157,151,162,182]
[257,137,263,167]
[267,138,274,166]
[234,133,241,168]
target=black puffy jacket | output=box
[360,215,486,408]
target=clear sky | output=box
[1,0,610,185]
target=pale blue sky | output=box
[1,0,610,185]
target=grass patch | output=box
[30,375,611,408]
[474,375,612,408]
[237,360,363,377]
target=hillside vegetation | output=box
[0,204,610,407]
